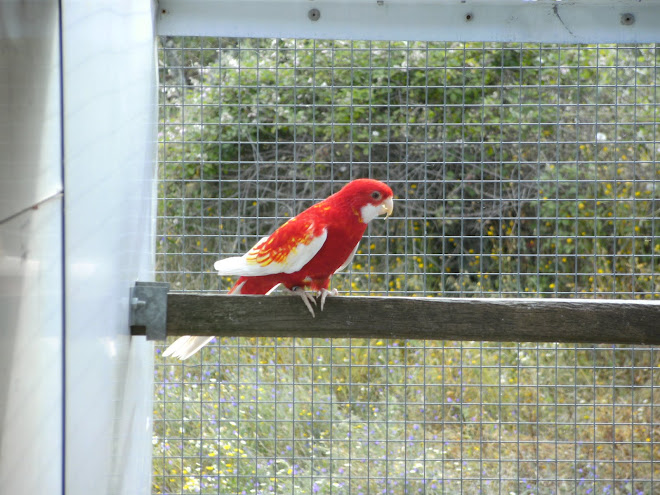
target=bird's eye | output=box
[371,191,382,200]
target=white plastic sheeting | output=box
[0,1,158,494]
[0,2,64,494]
[62,1,158,494]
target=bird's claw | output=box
[284,286,338,316]
[319,288,338,311]
[288,286,317,317]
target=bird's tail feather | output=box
[162,277,251,360]
[162,336,215,360]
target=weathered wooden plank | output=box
[156,294,660,345]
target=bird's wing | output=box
[334,241,361,273]
[214,217,328,276]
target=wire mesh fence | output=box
[153,38,659,494]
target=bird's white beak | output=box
[381,197,394,218]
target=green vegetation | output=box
[154,39,659,494]
[153,339,659,495]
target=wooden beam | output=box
[150,293,660,345]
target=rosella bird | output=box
[163,178,394,359]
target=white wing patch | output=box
[214,228,328,277]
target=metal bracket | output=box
[129,281,170,341]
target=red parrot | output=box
[163,178,394,359]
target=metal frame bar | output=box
[157,0,660,44]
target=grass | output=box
[152,338,660,494]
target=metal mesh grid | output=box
[153,38,660,494]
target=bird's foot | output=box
[319,288,338,311]
[285,286,317,317]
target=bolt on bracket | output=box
[129,281,170,341]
